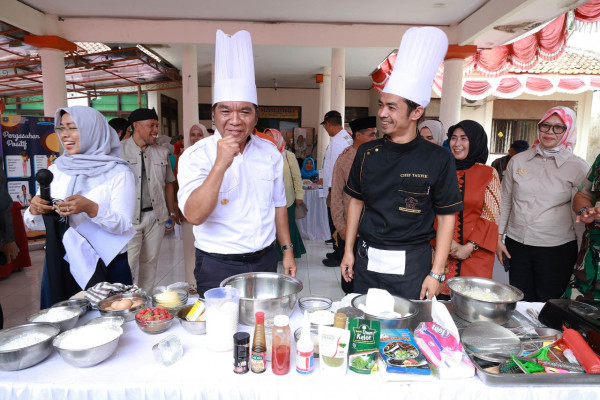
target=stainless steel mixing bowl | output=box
[0,323,60,371]
[351,294,418,329]
[52,298,90,314]
[53,325,123,368]
[447,277,524,324]
[26,306,83,333]
[177,304,206,335]
[220,272,303,326]
[98,293,149,322]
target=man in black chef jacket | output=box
[341,27,463,300]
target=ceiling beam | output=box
[458,0,588,48]
[0,0,46,35]
[54,18,456,48]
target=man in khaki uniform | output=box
[121,108,180,290]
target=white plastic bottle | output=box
[296,310,314,374]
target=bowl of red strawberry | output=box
[135,306,174,334]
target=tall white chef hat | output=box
[383,27,448,107]
[213,29,257,105]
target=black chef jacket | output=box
[344,134,463,248]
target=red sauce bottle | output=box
[271,314,291,375]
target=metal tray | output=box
[411,301,600,386]
[468,352,600,386]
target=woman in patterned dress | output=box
[439,120,500,297]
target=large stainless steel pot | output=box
[220,272,303,326]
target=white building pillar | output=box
[330,48,346,124]
[181,44,199,148]
[439,58,464,130]
[39,48,67,116]
[318,66,332,170]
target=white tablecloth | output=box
[2,302,600,400]
[296,189,330,241]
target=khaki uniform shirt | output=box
[499,148,588,246]
[283,150,304,207]
[121,138,175,224]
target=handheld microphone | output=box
[35,169,54,201]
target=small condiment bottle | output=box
[333,312,347,329]
[233,332,250,374]
[272,314,291,375]
[296,311,314,374]
[251,312,267,373]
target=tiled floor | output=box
[0,233,344,329]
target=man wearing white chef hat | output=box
[341,27,463,300]
[177,30,297,297]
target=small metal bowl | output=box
[220,272,303,326]
[447,277,524,324]
[52,298,90,314]
[98,293,148,322]
[26,306,83,333]
[53,325,122,368]
[84,316,125,329]
[151,286,188,313]
[0,323,60,371]
[298,296,332,312]
[176,304,206,335]
[135,313,175,335]
[351,294,418,329]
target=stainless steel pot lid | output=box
[462,321,522,355]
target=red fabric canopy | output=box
[575,0,600,22]
[371,14,568,92]
[471,14,567,77]
[372,1,600,99]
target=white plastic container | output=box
[296,311,314,374]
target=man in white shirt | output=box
[177,30,297,296]
[320,110,353,261]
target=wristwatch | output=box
[281,244,294,251]
[468,240,479,251]
[169,212,176,217]
[577,206,589,216]
[428,271,446,282]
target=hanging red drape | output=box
[471,14,568,76]
[574,0,600,22]
[372,1,600,95]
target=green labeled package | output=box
[348,318,381,374]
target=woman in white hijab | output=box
[418,119,445,146]
[25,106,136,307]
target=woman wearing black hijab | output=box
[436,120,501,297]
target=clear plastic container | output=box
[272,315,291,375]
[204,287,240,351]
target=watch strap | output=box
[428,271,446,282]
[281,244,294,251]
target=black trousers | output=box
[194,247,278,298]
[353,239,431,300]
[506,237,577,302]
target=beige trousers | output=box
[182,221,196,286]
[128,211,165,291]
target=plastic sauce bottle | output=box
[296,310,314,374]
[251,312,267,373]
[272,314,291,375]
